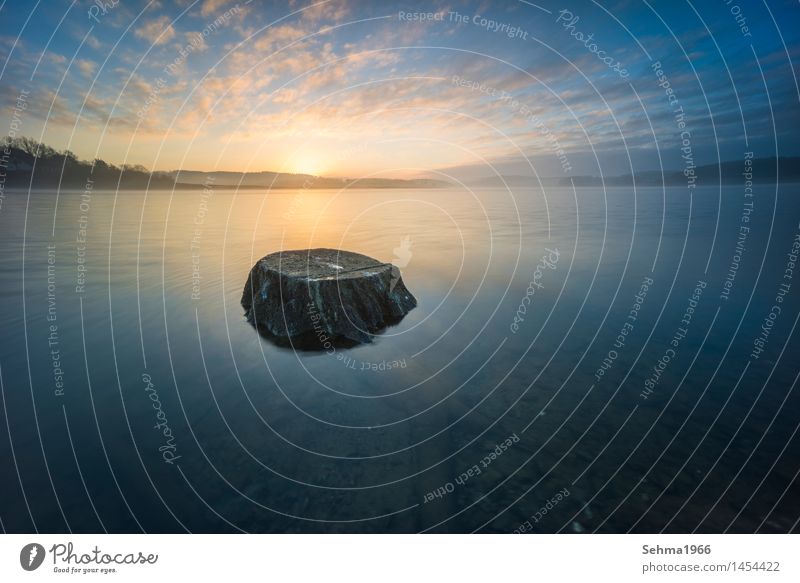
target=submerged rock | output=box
[241,248,417,348]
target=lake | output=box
[0,185,798,533]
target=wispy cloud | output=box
[135,15,176,45]
[0,0,797,175]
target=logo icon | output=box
[390,236,413,291]
[20,543,45,571]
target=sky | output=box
[1,0,798,179]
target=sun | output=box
[290,157,327,177]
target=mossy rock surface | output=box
[241,248,417,347]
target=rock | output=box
[241,248,417,347]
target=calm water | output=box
[1,185,799,533]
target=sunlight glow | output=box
[288,156,326,177]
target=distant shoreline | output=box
[1,182,454,192]
[5,138,798,191]
[4,182,792,194]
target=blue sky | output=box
[1,0,798,178]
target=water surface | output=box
[1,185,798,533]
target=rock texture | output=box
[241,248,416,347]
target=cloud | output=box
[201,0,229,17]
[299,0,350,23]
[183,31,209,52]
[135,16,176,45]
[253,23,309,53]
[85,35,103,50]
[4,0,795,175]
[76,59,96,77]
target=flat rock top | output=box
[257,248,391,280]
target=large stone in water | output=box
[241,248,417,347]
